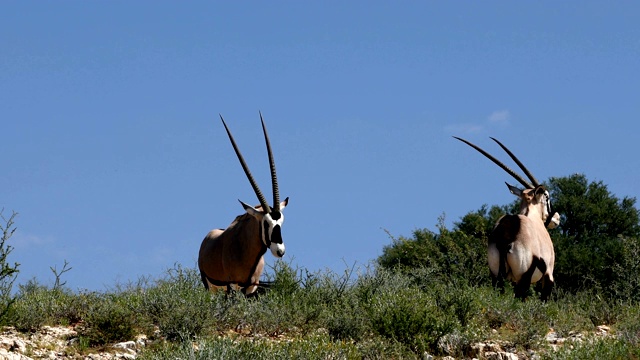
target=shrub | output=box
[81,294,137,346]
[544,338,640,360]
[549,174,640,297]
[0,209,20,323]
[377,215,488,287]
[9,279,84,331]
[135,264,219,341]
[369,284,457,353]
[138,333,372,360]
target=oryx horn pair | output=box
[220,112,282,213]
[453,136,539,189]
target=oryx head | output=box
[454,136,560,229]
[221,113,289,258]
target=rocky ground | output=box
[0,324,613,359]
[0,326,147,360]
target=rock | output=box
[469,342,486,357]
[0,325,149,360]
[0,347,32,360]
[113,341,137,351]
[597,325,610,336]
[134,334,148,348]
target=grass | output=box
[3,261,640,359]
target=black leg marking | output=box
[539,273,554,302]
[491,270,506,294]
[533,257,553,301]
[514,256,540,300]
[490,214,519,296]
[536,257,547,274]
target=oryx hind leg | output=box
[514,256,543,300]
[539,275,554,302]
[241,284,259,297]
[488,242,505,292]
[200,274,231,294]
[493,241,512,294]
[535,258,554,301]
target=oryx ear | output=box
[239,200,263,216]
[505,182,523,197]
[279,197,289,210]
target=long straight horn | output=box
[453,136,534,189]
[259,112,280,211]
[490,137,540,187]
[220,115,271,213]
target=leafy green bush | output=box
[135,264,219,341]
[550,174,640,298]
[377,215,488,286]
[9,279,86,331]
[368,281,457,353]
[0,209,20,323]
[138,333,395,360]
[81,294,136,346]
[615,304,640,346]
[544,338,640,360]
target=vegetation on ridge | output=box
[0,174,639,359]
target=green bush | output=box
[138,333,380,360]
[377,215,488,287]
[544,338,640,360]
[615,304,640,346]
[368,283,457,353]
[135,264,219,341]
[0,210,20,323]
[550,174,640,298]
[9,279,85,331]
[81,294,137,346]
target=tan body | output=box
[454,136,560,301]
[199,213,267,294]
[488,187,557,300]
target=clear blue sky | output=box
[2,2,639,291]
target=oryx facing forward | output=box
[199,113,289,296]
[454,137,560,301]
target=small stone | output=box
[597,325,610,335]
[113,341,137,350]
[135,334,148,347]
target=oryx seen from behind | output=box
[454,137,560,301]
[199,113,289,296]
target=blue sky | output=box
[2,2,639,291]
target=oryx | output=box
[454,136,560,301]
[198,113,289,296]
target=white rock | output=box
[503,352,519,360]
[113,341,136,350]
